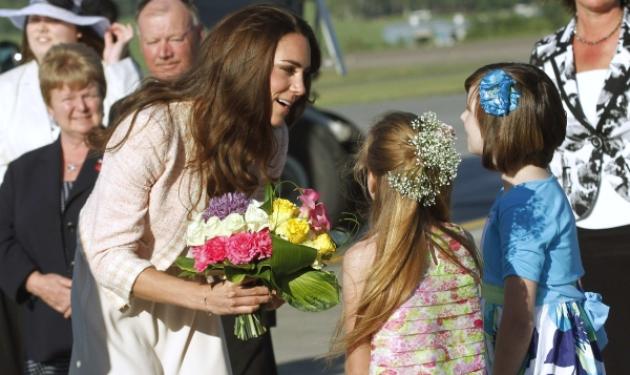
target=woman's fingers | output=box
[34,274,72,314]
[264,293,285,310]
[109,22,134,43]
[59,277,72,288]
[203,281,272,315]
[234,285,271,297]
[102,23,134,64]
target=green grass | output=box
[313,61,478,107]
[325,16,406,53]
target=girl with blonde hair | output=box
[339,111,485,374]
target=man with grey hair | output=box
[136,0,202,80]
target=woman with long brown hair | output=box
[338,111,484,374]
[69,4,321,373]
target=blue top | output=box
[481,175,585,305]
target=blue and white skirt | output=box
[484,299,607,374]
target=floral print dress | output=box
[369,225,485,374]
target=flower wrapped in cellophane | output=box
[176,184,341,340]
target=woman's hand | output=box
[264,291,285,310]
[201,281,272,315]
[25,271,72,318]
[102,22,134,64]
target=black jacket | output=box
[0,138,100,362]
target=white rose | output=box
[245,205,269,232]
[186,213,207,246]
[203,216,224,238]
[219,213,247,234]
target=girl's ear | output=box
[367,171,377,200]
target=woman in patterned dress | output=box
[530,2,630,372]
[462,63,608,374]
[338,111,485,374]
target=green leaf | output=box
[225,272,247,284]
[267,235,318,276]
[261,183,275,212]
[224,266,258,284]
[278,269,341,312]
[225,262,256,271]
[175,256,196,273]
[177,270,199,280]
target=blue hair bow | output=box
[479,69,520,117]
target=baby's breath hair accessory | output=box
[479,69,520,117]
[387,111,461,207]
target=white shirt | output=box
[576,69,630,229]
[0,58,141,183]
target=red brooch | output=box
[94,159,102,172]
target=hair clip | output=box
[479,69,520,117]
[386,112,460,207]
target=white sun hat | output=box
[0,0,110,36]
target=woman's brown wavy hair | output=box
[337,112,481,354]
[90,4,321,198]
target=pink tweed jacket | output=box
[78,102,288,309]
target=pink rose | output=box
[191,245,210,272]
[191,236,228,271]
[251,229,273,260]
[227,232,256,265]
[309,203,331,232]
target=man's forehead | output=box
[138,1,193,32]
[138,11,192,37]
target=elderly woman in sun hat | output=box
[0,0,141,183]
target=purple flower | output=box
[203,192,251,220]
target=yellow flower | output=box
[275,218,310,244]
[270,198,299,229]
[303,233,336,258]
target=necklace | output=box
[574,15,623,46]
[66,163,78,172]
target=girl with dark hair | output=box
[531,1,630,372]
[338,111,484,374]
[69,4,321,373]
[462,63,608,374]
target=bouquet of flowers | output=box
[176,184,341,340]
